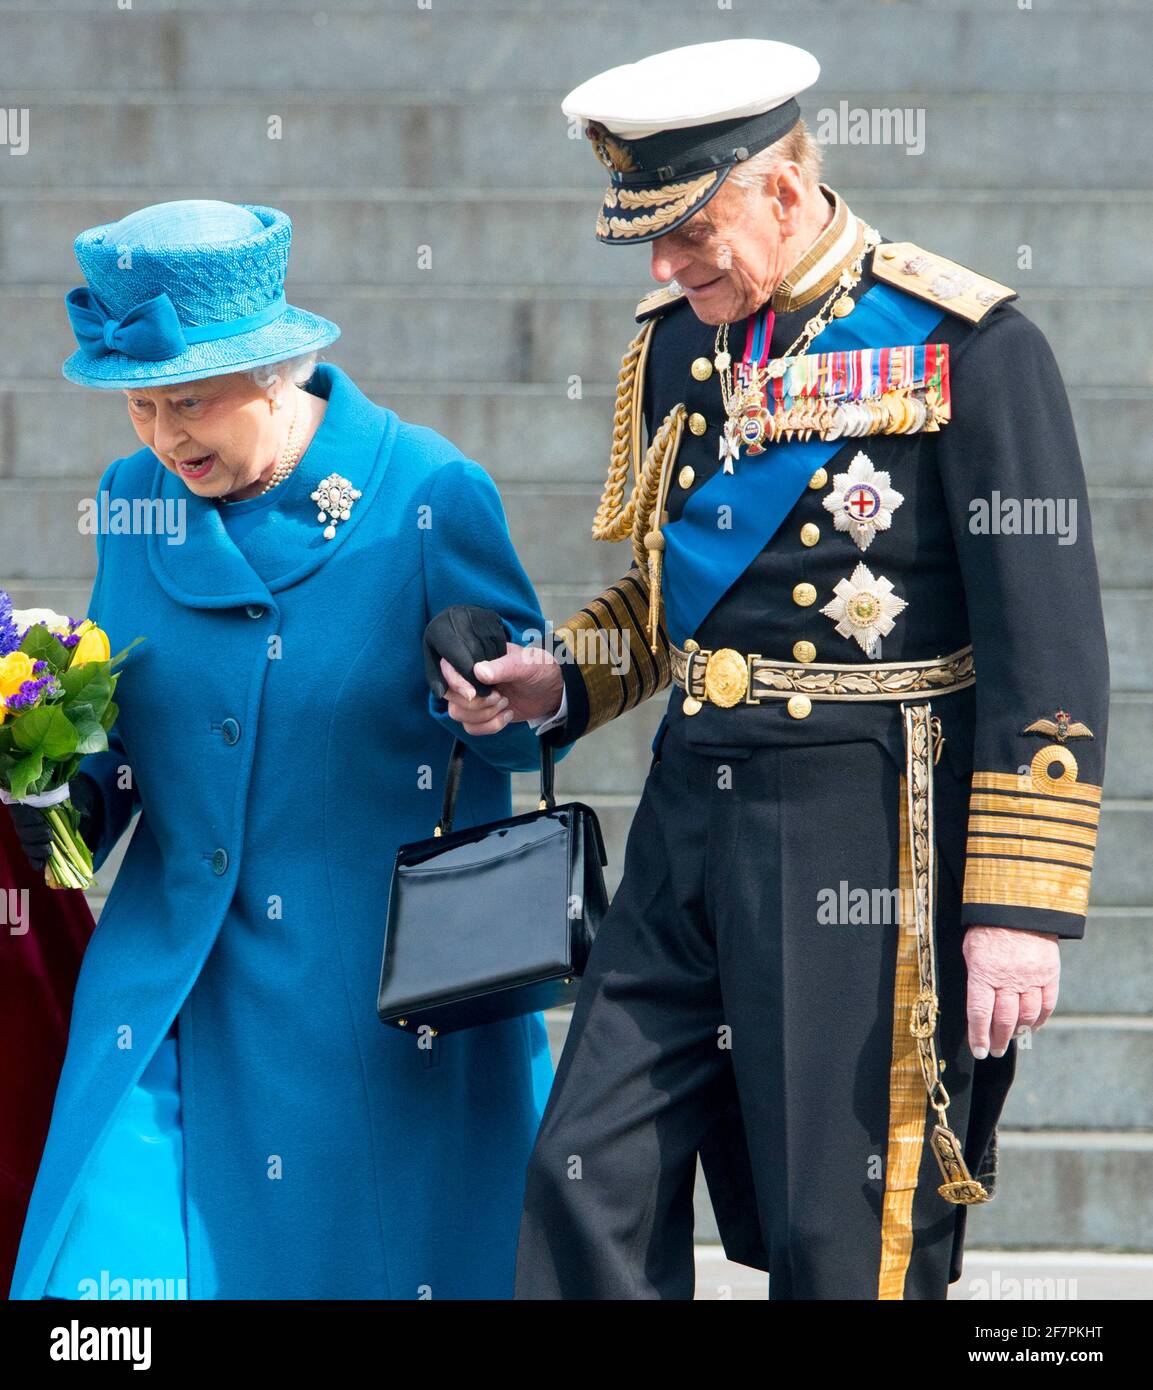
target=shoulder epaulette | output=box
[871,242,1016,325]
[635,283,687,321]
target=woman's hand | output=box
[440,644,564,735]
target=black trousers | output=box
[516,716,1007,1300]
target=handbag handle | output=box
[435,736,556,837]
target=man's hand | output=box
[963,925,1060,1060]
[440,644,565,736]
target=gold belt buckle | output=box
[702,648,749,708]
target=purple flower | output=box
[0,589,18,658]
[5,673,60,711]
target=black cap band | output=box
[609,99,802,186]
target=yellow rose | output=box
[71,626,111,666]
[0,650,35,699]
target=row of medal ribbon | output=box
[735,342,951,450]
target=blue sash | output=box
[659,282,947,647]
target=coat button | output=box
[688,412,708,436]
[800,522,820,547]
[793,640,816,663]
[807,468,828,490]
[221,718,241,745]
[211,848,229,875]
[245,604,266,619]
[678,464,696,489]
[787,694,812,719]
[792,582,817,607]
[691,357,713,381]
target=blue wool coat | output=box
[12,363,571,1299]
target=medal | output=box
[822,450,905,552]
[819,561,908,656]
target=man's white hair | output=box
[725,119,823,193]
[247,350,321,396]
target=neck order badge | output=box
[659,281,948,647]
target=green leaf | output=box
[72,722,107,756]
[100,700,119,732]
[72,717,108,756]
[11,704,79,759]
[11,706,52,751]
[9,748,44,800]
[43,705,80,759]
[18,624,70,672]
[60,662,112,712]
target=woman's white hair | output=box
[247,350,321,397]
[725,118,823,193]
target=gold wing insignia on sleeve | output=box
[871,242,1016,324]
[1022,710,1095,743]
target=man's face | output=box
[647,167,806,325]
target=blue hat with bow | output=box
[62,199,340,389]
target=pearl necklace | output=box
[221,395,306,503]
[258,395,306,493]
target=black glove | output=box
[423,605,509,700]
[5,771,105,872]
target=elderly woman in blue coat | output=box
[9,199,571,1300]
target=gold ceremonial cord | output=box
[591,318,685,653]
[632,406,685,652]
[592,319,655,542]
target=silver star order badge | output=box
[311,472,363,540]
[822,451,905,552]
[820,561,908,656]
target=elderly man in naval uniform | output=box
[423,39,1109,1300]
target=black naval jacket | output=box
[544,186,1109,943]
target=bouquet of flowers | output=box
[0,589,143,890]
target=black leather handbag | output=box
[377,737,609,1035]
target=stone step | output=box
[513,790,1149,909]
[542,1010,1153,1248]
[699,1135,1153,1253]
[6,0,1137,13]
[2,284,1151,388]
[5,189,1151,291]
[0,470,1146,585]
[532,698,1153,803]
[1043,911,1153,1016]
[1,559,1148,703]
[542,1007,1153,1128]
[1,5,1147,96]
[963,1132,1153,1251]
[998,1017,1153,1129]
[2,381,1150,491]
[0,94,1146,191]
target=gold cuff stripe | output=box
[968,814,1098,849]
[969,792,1100,827]
[564,597,631,729]
[561,611,625,733]
[556,568,671,737]
[972,770,1102,805]
[966,836,1096,869]
[608,577,663,704]
[878,773,927,1301]
[963,858,1092,915]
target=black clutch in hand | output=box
[377,737,609,1036]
